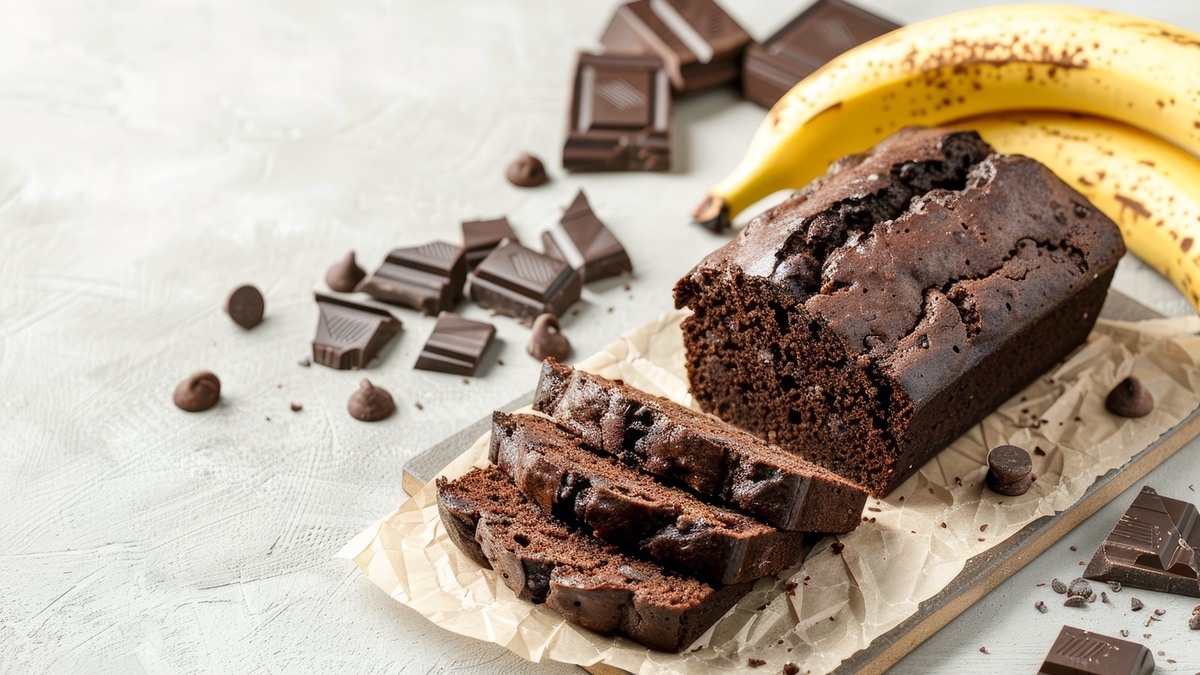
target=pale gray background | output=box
[2,0,1198,673]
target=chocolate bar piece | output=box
[356,241,467,315]
[563,53,671,173]
[1037,625,1153,675]
[312,294,403,370]
[414,312,495,376]
[470,240,582,324]
[462,218,517,268]
[599,0,751,93]
[1084,486,1200,597]
[743,0,900,108]
[541,191,632,283]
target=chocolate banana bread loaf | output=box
[673,127,1125,496]
[436,465,752,652]
[533,358,868,532]
[490,411,814,584]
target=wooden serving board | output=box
[400,290,1200,675]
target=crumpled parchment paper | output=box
[340,310,1200,674]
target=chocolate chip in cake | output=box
[225,284,265,329]
[1105,376,1154,418]
[173,371,220,412]
[1051,578,1068,594]
[347,379,394,422]
[527,313,572,361]
[506,152,548,187]
[1130,597,1144,612]
[325,251,366,292]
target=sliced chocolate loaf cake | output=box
[490,411,813,584]
[436,465,752,652]
[533,359,868,532]
[673,127,1126,496]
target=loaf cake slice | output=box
[532,358,868,532]
[436,465,752,653]
[490,411,813,584]
[673,127,1126,496]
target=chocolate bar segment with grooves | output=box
[742,0,900,108]
[541,190,632,283]
[356,241,467,315]
[563,52,671,172]
[599,0,751,93]
[469,240,582,324]
[462,217,517,268]
[1083,486,1200,597]
[414,312,495,376]
[312,294,403,370]
[1037,625,1154,675]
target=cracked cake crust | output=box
[673,127,1125,496]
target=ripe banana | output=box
[696,4,1200,231]
[947,112,1200,310]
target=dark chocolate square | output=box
[462,217,517,268]
[414,312,495,377]
[469,240,581,324]
[600,0,751,92]
[743,0,900,108]
[312,294,403,370]
[564,52,671,173]
[1084,486,1200,597]
[541,190,632,283]
[1038,625,1153,675]
[356,241,467,315]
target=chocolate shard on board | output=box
[599,0,752,93]
[742,0,900,108]
[312,294,402,370]
[1083,486,1200,597]
[563,52,671,173]
[414,312,496,376]
[541,191,633,283]
[470,240,582,324]
[357,241,467,315]
[1037,625,1154,675]
[462,217,517,268]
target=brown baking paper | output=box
[340,310,1200,674]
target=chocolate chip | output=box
[325,251,366,292]
[527,313,572,361]
[290,402,302,412]
[1063,595,1087,608]
[225,284,265,329]
[1069,545,1077,551]
[1131,597,1144,611]
[986,445,1033,496]
[173,371,221,412]
[1034,600,1047,613]
[1105,376,1154,417]
[783,664,800,675]
[347,379,395,422]
[747,658,765,668]
[506,152,548,187]
[1051,578,1067,594]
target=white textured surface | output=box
[0,1,1197,673]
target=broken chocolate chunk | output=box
[542,190,633,283]
[462,217,517,269]
[599,0,751,93]
[312,294,402,370]
[357,241,467,315]
[470,240,582,324]
[414,312,496,377]
[1084,486,1200,597]
[1037,625,1153,675]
